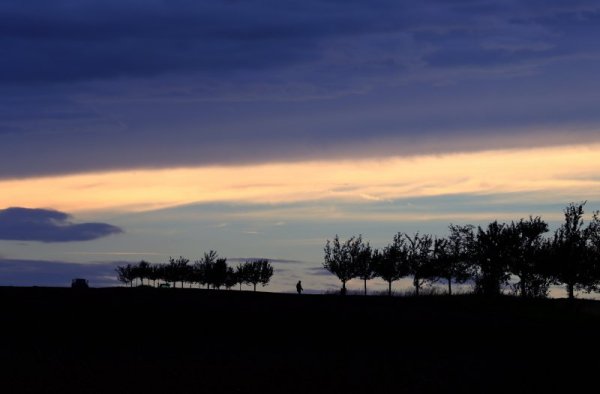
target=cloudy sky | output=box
[1,0,600,294]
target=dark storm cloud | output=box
[1,1,600,178]
[0,259,123,287]
[0,208,123,242]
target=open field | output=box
[1,287,600,393]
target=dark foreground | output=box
[1,287,600,393]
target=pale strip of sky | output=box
[1,142,599,214]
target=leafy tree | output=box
[404,233,434,296]
[436,224,475,295]
[243,260,274,291]
[235,263,247,290]
[166,256,190,288]
[211,258,228,289]
[194,250,218,289]
[589,210,600,251]
[349,235,373,295]
[155,264,168,286]
[147,263,161,287]
[374,233,409,296]
[136,260,151,286]
[323,235,358,295]
[550,202,598,299]
[505,217,550,298]
[224,267,238,290]
[431,237,451,294]
[474,221,511,296]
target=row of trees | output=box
[115,251,274,291]
[324,202,600,299]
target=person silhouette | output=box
[296,280,303,294]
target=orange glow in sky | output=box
[1,143,599,214]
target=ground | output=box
[1,287,599,393]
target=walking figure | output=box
[296,280,303,294]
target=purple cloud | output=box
[0,207,122,242]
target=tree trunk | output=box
[341,281,347,296]
[253,283,257,292]
[388,281,392,296]
[567,282,575,300]
[239,283,242,291]
[414,277,420,296]
[520,275,527,298]
[447,277,452,296]
[364,279,367,296]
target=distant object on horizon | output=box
[71,278,89,289]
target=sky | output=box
[1,0,600,295]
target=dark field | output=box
[1,287,600,393]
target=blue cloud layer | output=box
[0,259,122,287]
[1,1,600,178]
[2,0,597,84]
[0,208,123,242]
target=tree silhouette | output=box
[115,264,135,287]
[374,233,409,296]
[136,260,151,286]
[243,260,273,291]
[404,233,434,296]
[349,235,373,295]
[474,221,511,296]
[235,263,247,290]
[147,263,161,287]
[505,217,549,297]
[431,237,452,294]
[324,235,357,295]
[211,258,228,289]
[167,256,190,288]
[550,202,598,299]
[436,224,475,295]
[224,266,238,290]
[194,250,218,289]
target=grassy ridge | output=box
[1,287,599,393]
